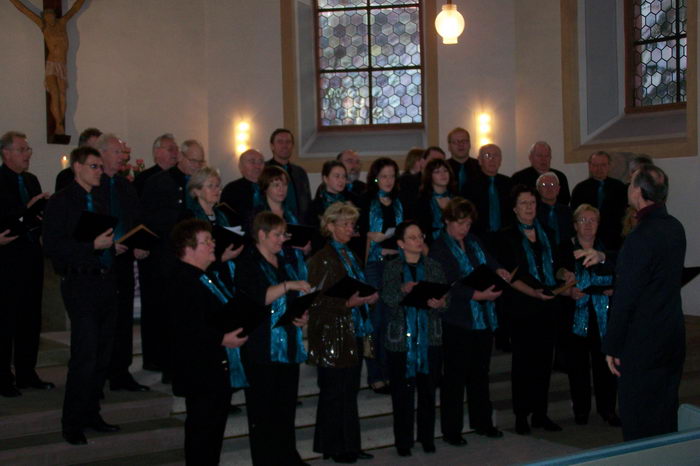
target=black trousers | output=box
[137,255,161,369]
[619,362,684,441]
[244,362,302,466]
[566,308,616,418]
[108,253,136,382]
[185,388,230,466]
[388,348,441,449]
[441,324,495,436]
[313,361,362,456]
[0,244,44,385]
[61,274,118,430]
[510,304,555,418]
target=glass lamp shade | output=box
[435,3,465,45]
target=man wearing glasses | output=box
[140,139,206,383]
[44,146,120,444]
[446,127,479,199]
[0,131,52,397]
[512,141,571,206]
[536,172,574,247]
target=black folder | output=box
[682,267,700,287]
[324,275,377,300]
[73,211,118,242]
[219,290,268,338]
[212,225,247,258]
[512,269,575,296]
[458,264,510,292]
[116,224,160,250]
[580,285,613,295]
[274,290,321,327]
[285,224,315,248]
[400,281,451,308]
[0,215,26,237]
[0,198,47,236]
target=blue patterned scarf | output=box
[368,192,403,263]
[330,240,374,337]
[571,240,612,338]
[399,251,431,377]
[518,220,556,287]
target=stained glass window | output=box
[316,0,423,127]
[629,0,687,108]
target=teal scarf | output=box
[400,252,431,377]
[330,240,374,337]
[518,220,556,287]
[368,192,403,263]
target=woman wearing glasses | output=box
[381,221,447,456]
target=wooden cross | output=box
[43,0,70,144]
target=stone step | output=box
[0,365,173,440]
[0,417,184,466]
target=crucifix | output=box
[10,0,87,145]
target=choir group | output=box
[1,126,651,465]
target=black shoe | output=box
[396,447,411,457]
[228,404,242,415]
[476,426,503,438]
[110,379,150,392]
[442,435,467,446]
[0,384,21,397]
[15,378,55,390]
[142,362,162,372]
[575,414,589,425]
[515,416,530,435]
[161,372,172,384]
[63,429,87,445]
[531,415,562,432]
[421,442,436,453]
[601,412,622,427]
[370,383,391,395]
[86,418,120,433]
[356,451,373,460]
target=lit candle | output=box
[61,155,69,169]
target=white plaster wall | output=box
[0,0,209,190]
[437,0,518,175]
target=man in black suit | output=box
[511,141,571,205]
[602,165,686,441]
[0,131,52,397]
[94,134,150,393]
[55,127,102,192]
[140,140,205,378]
[44,146,121,445]
[338,149,366,194]
[265,128,311,221]
[221,148,264,226]
[535,171,574,247]
[133,133,179,197]
[570,151,628,250]
[446,127,479,199]
[470,143,512,240]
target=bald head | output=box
[239,149,265,182]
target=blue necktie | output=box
[488,176,501,232]
[18,174,29,206]
[597,180,605,209]
[87,192,113,268]
[458,163,466,193]
[548,205,560,245]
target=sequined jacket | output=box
[307,243,362,368]
[381,256,447,352]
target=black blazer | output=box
[140,166,190,240]
[446,157,480,200]
[602,204,686,372]
[43,181,110,273]
[0,164,43,255]
[570,177,628,250]
[220,177,257,226]
[536,202,575,247]
[133,164,163,198]
[511,166,571,206]
[266,159,312,221]
[469,171,513,237]
[97,173,140,244]
[170,261,231,397]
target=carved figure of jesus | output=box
[10,0,87,135]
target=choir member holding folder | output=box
[559,204,620,427]
[307,202,378,463]
[496,185,571,435]
[234,212,311,466]
[169,219,248,465]
[381,221,447,456]
[428,198,510,445]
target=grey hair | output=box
[633,165,668,203]
[187,167,221,198]
[180,139,204,154]
[529,141,551,156]
[152,133,175,152]
[536,171,559,186]
[0,131,27,156]
[95,133,121,154]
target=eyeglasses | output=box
[185,157,205,166]
[87,163,103,170]
[450,139,470,145]
[197,238,216,246]
[538,182,558,188]
[481,152,500,160]
[404,234,425,241]
[576,217,598,224]
[11,146,33,154]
